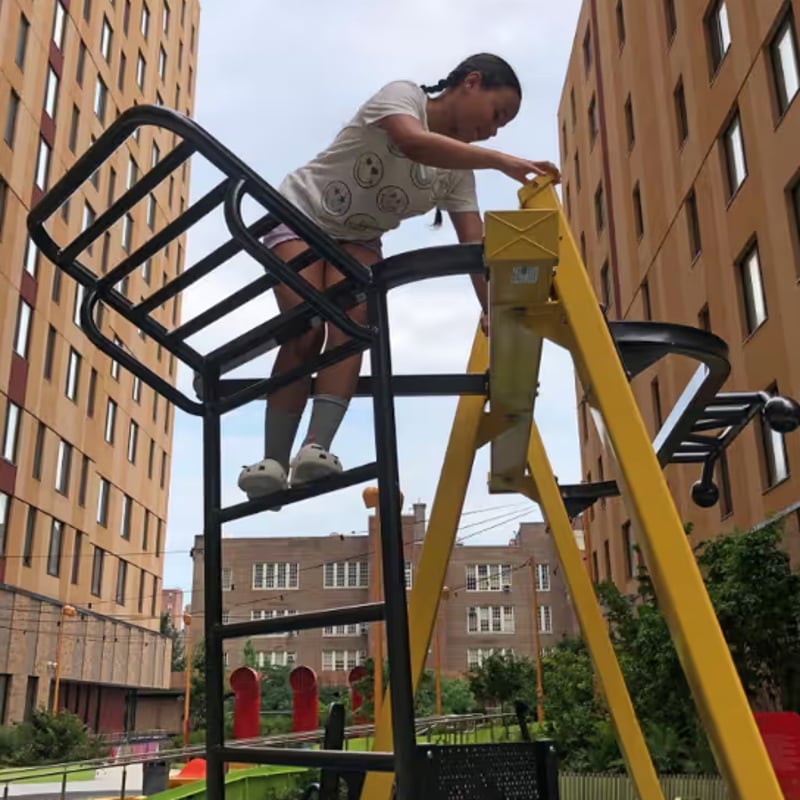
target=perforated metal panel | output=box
[417,742,554,800]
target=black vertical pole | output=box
[202,363,226,800]
[366,286,417,799]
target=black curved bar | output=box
[221,178,373,345]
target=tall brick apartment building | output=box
[558,0,800,588]
[189,505,580,684]
[0,0,199,727]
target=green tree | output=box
[160,612,185,672]
[468,652,538,714]
[242,639,258,670]
[260,665,293,713]
[441,678,477,714]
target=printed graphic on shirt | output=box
[386,139,407,159]
[353,152,384,188]
[345,213,379,234]
[321,181,352,216]
[377,186,409,215]
[410,162,435,190]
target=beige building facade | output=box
[558,0,800,589]
[0,0,199,728]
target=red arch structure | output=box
[289,665,319,733]
[230,666,261,740]
[348,665,368,724]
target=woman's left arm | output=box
[449,210,488,322]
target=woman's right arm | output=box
[378,114,559,184]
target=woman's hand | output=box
[496,155,561,185]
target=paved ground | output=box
[3,765,146,799]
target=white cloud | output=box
[162,0,585,595]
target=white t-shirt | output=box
[278,80,479,241]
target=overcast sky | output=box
[161,0,585,603]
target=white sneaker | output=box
[238,458,288,506]
[290,443,343,486]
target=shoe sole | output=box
[292,462,342,486]
[238,473,287,509]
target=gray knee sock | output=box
[302,395,349,451]
[264,405,303,471]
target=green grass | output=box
[0,766,96,784]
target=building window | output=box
[35,138,51,191]
[2,403,20,464]
[706,0,731,75]
[132,375,142,403]
[574,151,581,190]
[32,423,45,480]
[737,241,767,334]
[771,8,799,117]
[158,46,167,80]
[78,455,89,507]
[535,563,550,592]
[47,520,63,577]
[722,111,747,198]
[147,194,156,229]
[76,41,87,86]
[467,606,515,634]
[791,176,800,277]
[674,77,688,146]
[588,95,598,145]
[537,605,552,634]
[642,279,652,320]
[252,609,298,638]
[141,2,150,37]
[22,507,35,567]
[633,182,644,239]
[322,621,361,638]
[664,0,677,42]
[43,325,56,381]
[163,1,170,32]
[321,650,364,672]
[52,2,67,50]
[323,561,369,589]
[15,14,30,68]
[120,494,131,539]
[91,547,104,596]
[583,26,593,73]
[104,399,117,443]
[87,368,97,417]
[623,521,636,578]
[761,384,790,487]
[136,53,146,90]
[624,94,635,150]
[465,564,512,592]
[0,178,6,236]
[600,261,611,310]
[71,531,83,585]
[127,421,138,463]
[100,16,113,61]
[65,349,81,401]
[122,213,133,252]
[138,569,146,612]
[467,648,514,671]
[686,189,702,259]
[698,303,711,332]
[253,562,300,590]
[604,540,612,579]
[94,77,108,122]
[116,559,128,605]
[651,377,663,429]
[4,90,19,147]
[594,182,605,232]
[222,566,233,591]
[616,1,626,48]
[0,493,8,555]
[55,439,72,495]
[44,68,59,120]
[717,450,733,517]
[97,477,110,525]
[13,299,32,358]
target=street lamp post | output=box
[183,612,192,745]
[52,604,77,713]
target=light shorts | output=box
[261,222,383,259]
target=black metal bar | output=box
[691,418,738,432]
[169,247,319,345]
[215,339,370,415]
[533,740,561,800]
[61,141,195,263]
[80,292,204,415]
[98,178,230,300]
[367,286,418,800]
[218,602,385,640]
[135,212,279,317]
[218,462,378,523]
[201,363,225,800]
[218,747,395,772]
[223,179,373,340]
[217,373,488,401]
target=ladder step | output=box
[218,746,395,772]
[218,462,378,523]
[219,601,384,640]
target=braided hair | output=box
[420,54,522,226]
